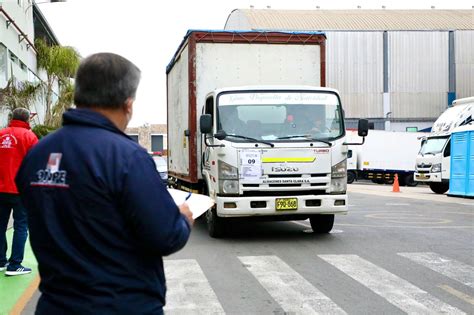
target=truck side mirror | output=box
[214,130,227,140]
[358,119,369,137]
[200,114,212,134]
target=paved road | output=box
[23,184,474,314]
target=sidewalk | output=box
[0,229,39,315]
[348,182,474,206]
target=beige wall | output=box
[126,124,167,154]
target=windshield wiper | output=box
[277,135,332,146]
[226,134,275,147]
[277,135,310,140]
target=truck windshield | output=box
[419,136,449,155]
[217,91,344,142]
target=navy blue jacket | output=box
[16,109,190,314]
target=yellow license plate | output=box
[276,198,298,211]
[417,174,427,179]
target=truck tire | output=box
[405,174,418,187]
[347,171,356,184]
[429,182,449,194]
[206,207,226,238]
[309,214,334,233]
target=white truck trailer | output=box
[347,130,425,186]
[166,30,367,237]
[415,97,474,194]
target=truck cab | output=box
[198,86,367,236]
[415,134,451,193]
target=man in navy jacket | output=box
[16,53,193,314]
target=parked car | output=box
[150,153,168,186]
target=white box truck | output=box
[347,130,426,185]
[166,30,367,237]
[415,97,474,194]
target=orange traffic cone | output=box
[392,174,400,193]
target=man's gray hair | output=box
[12,108,30,122]
[74,52,141,109]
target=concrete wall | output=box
[126,124,167,153]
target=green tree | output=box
[49,80,74,129]
[35,38,80,126]
[0,76,41,124]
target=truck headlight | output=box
[332,159,347,179]
[431,163,441,173]
[330,159,347,193]
[218,160,239,194]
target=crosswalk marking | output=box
[164,259,225,314]
[239,255,347,314]
[398,252,474,288]
[319,254,465,315]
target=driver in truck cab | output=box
[219,105,245,134]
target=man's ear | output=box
[123,98,134,115]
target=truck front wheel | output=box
[405,174,418,187]
[206,207,227,238]
[429,182,449,194]
[347,171,356,184]
[309,214,335,233]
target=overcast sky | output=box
[40,0,472,127]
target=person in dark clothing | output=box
[15,53,193,314]
[0,107,38,276]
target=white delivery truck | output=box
[166,30,368,237]
[346,130,426,186]
[415,97,474,194]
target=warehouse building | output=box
[225,9,474,131]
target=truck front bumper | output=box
[414,172,442,183]
[216,194,347,217]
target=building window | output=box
[151,135,164,152]
[20,61,27,72]
[0,43,7,86]
[9,51,19,65]
[128,135,139,143]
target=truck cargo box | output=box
[166,30,326,183]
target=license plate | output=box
[276,198,298,211]
[417,174,428,179]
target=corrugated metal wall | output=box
[389,31,449,119]
[455,30,474,99]
[326,31,383,119]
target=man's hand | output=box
[179,203,194,227]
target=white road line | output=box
[385,203,411,206]
[164,259,225,314]
[398,252,474,288]
[239,256,346,315]
[319,254,465,315]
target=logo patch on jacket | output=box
[0,134,17,148]
[31,153,69,188]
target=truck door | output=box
[442,138,451,180]
[202,96,214,171]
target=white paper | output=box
[167,189,215,219]
[240,150,262,181]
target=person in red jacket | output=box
[0,107,38,276]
